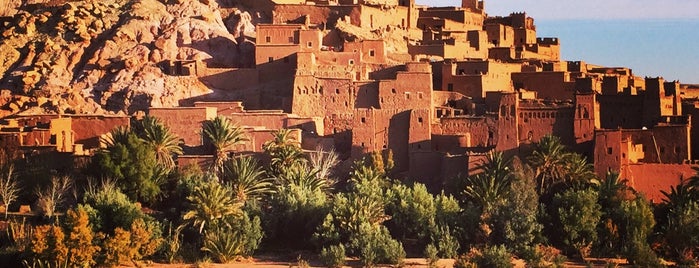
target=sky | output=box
[415,0,699,83]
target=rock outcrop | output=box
[0,0,263,116]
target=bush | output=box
[551,188,601,258]
[201,212,263,263]
[64,207,100,267]
[386,183,436,243]
[350,223,405,267]
[620,197,660,266]
[82,182,148,233]
[28,225,67,265]
[468,245,513,268]
[521,245,566,268]
[266,182,328,248]
[424,244,439,267]
[434,226,460,258]
[453,254,477,268]
[320,244,346,268]
[92,131,166,203]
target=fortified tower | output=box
[462,0,484,13]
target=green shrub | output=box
[92,131,166,203]
[350,223,405,267]
[465,245,513,268]
[435,226,460,258]
[522,245,566,268]
[82,182,148,233]
[199,211,262,263]
[453,254,477,268]
[424,244,439,267]
[266,182,328,248]
[551,188,601,258]
[319,244,345,268]
[386,183,436,243]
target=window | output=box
[405,93,410,100]
[369,50,375,57]
[392,88,397,94]
[268,57,274,63]
[447,83,454,91]
[307,41,313,48]
[418,117,423,123]
[265,36,271,43]
[607,147,613,154]
[361,117,366,123]
[288,36,294,43]
[349,59,354,65]
[335,88,340,94]
[418,92,423,99]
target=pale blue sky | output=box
[415,0,699,83]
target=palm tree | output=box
[183,181,243,233]
[276,162,329,193]
[528,135,571,194]
[658,179,699,261]
[203,116,247,173]
[263,129,304,175]
[597,171,632,206]
[222,156,274,202]
[563,153,598,189]
[101,126,131,149]
[139,116,183,170]
[463,151,514,209]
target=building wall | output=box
[511,71,575,100]
[344,40,387,64]
[594,129,625,178]
[484,23,514,47]
[273,5,357,26]
[291,76,357,117]
[378,71,432,110]
[626,163,697,203]
[193,102,245,115]
[70,115,130,150]
[441,60,517,99]
[149,107,217,148]
[682,102,699,160]
[418,8,484,31]
[518,105,575,146]
[573,93,598,156]
[598,94,645,129]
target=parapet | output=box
[536,37,559,45]
[405,62,432,73]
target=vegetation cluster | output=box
[0,117,697,267]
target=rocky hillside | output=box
[0,0,263,117]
